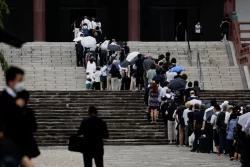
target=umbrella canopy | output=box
[116,41,124,46]
[81,36,97,49]
[238,112,250,127]
[126,52,139,62]
[73,37,84,42]
[120,60,130,68]
[107,44,121,51]
[101,40,109,50]
[109,62,120,69]
[189,99,202,105]
[170,66,185,73]
[168,78,187,91]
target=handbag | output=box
[68,135,85,153]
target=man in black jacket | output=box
[0,66,25,148]
[77,106,109,167]
[75,40,84,67]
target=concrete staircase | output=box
[29,90,250,146]
[30,91,167,146]
[0,42,85,91]
[0,42,248,91]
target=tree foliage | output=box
[0,0,10,29]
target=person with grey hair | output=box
[216,102,229,155]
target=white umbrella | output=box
[81,36,97,49]
[101,40,109,50]
[73,37,83,42]
[126,52,139,62]
[238,112,250,127]
[189,99,202,105]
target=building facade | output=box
[3,0,236,42]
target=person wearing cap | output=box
[186,91,197,101]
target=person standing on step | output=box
[149,83,160,123]
[195,22,202,41]
[77,106,109,167]
[220,14,231,42]
[201,98,217,153]
[176,22,185,41]
[135,54,144,90]
[92,67,102,90]
[166,95,177,144]
[75,40,84,67]
[100,63,108,90]
[109,64,121,91]
[143,56,154,89]
[211,104,221,155]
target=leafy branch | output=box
[0,0,10,29]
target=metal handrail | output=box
[196,52,204,90]
[187,32,192,66]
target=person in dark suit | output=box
[75,40,84,67]
[16,90,40,159]
[0,66,25,148]
[77,106,109,167]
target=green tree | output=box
[0,0,10,29]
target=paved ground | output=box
[33,146,240,167]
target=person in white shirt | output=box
[88,17,97,36]
[92,67,102,90]
[210,104,221,154]
[195,22,202,41]
[160,81,169,102]
[86,72,93,90]
[86,58,96,75]
[101,63,108,90]
[110,39,117,45]
[96,18,102,32]
[82,16,90,29]
[166,66,177,82]
[183,102,192,147]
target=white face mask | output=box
[83,26,87,29]
[14,82,25,92]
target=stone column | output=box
[34,0,46,41]
[128,0,140,41]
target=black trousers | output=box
[221,28,229,40]
[77,54,83,67]
[101,76,107,90]
[193,125,202,150]
[227,139,234,158]
[241,135,250,167]
[205,123,213,152]
[100,51,107,67]
[83,154,103,167]
[93,82,101,90]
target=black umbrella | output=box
[107,44,121,51]
[168,78,187,91]
[116,41,124,46]
[0,29,25,48]
[120,60,130,68]
[130,56,138,65]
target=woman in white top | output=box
[86,58,96,75]
[92,67,102,90]
[195,22,202,41]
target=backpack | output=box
[83,28,89,36]
[216,112,227,134]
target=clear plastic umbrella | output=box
[73,37,84,42]
[81,36,97,49]
[126,52,139,62]
[238,112,250,127]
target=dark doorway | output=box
[174,9,188,40]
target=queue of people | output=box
[144,78,250,167]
